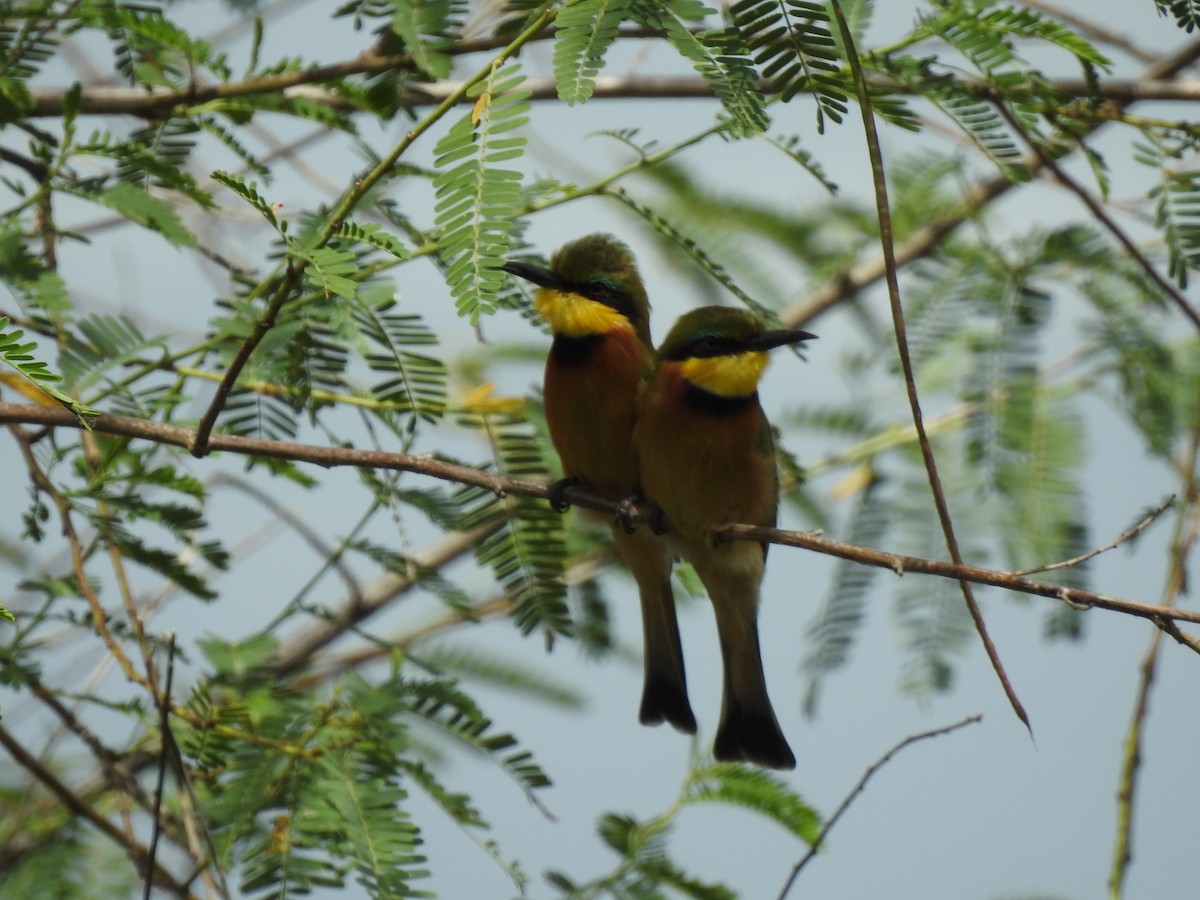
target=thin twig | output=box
[0,723,192,896]
[777,714,983,899]
[9,423,150,689]
[273,522,498,678]
[27,73,1200,119]
[144,633,176,900]
[779,38,1200,329]
[721,521,1200,636]
[994,101,1200,332]
[188,8,559,457]
[1109,392,1200,899]
[6,401,1200,638]
[209,472,363,600]
[1018,0,1156,62]
[832,0,1030,731]
[1012,495,1176,576]
[304,551,611,682]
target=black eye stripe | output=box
[577,283,635,319]
[665,335,739,361]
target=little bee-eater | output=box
[501,234,697,735]
[633,307,816,770]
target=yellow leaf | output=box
[471,92,490,125]
[0,371,59,406]
[830,462,875,501]
[460,381,525,414]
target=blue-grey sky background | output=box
[2,1,1198,898]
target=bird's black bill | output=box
[500,260,566,291]
[743,328,818,352]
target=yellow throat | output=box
[534,288,632,337]
[680,351,770,398]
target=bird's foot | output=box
[616,496,668,535]
[547,477,579,513]
[615,496,641,534]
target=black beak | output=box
[500,260,568,292]
[743,328,818,352]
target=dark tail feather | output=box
[613,528,696,734]
[637,573,696,734]
[714,693,795,770]
[640,672,697,734]
[713,625,795,770]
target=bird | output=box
[500,234,697,735]
[632,306,816,769]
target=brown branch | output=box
[274,523,498,679]
[1110,390,1200,897]
[720,522,1200,634]
[1012,494,1176,577]
[780,38,1200,330]
[9,423,150,690]
[1018,0,1156,63]
[994,101,1200,332]
[834,0,1029,729]
[28,684,152,810]
[25,70,1200,120]
[5,401,1200,636]
[144,634,175,900]
[777,714,983,899]
[0,723,193,896]
[190,278,291,456]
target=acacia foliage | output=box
[0,1,1197,897]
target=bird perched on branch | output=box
[501,234,697,735]
[633,306,816,770]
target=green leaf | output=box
[432,63,529,322]
[212,170,280,228]
[802,472,888,716]
[732,0,846,130]
[636,1,769,136]
[0,316,99,427]
[198,633,281,677]
[685,763,822,844]
[552,0,631,104]
[389,0,463,80]
[93,181,198,247]
[0,219,71,313]
[60,314,165,395]
[1138,129,1200,288]
[1156,0,1200,32]
[353,296,447,426]
[290,240,360,299]
[335,220,412,259]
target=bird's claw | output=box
[548,477,578,514]
[616,496,669,535]
[616,497,640,534]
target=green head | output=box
[501,234,652,343]
[658,307,816,398]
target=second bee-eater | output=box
[633,307,816,770]
[501,234,697,735]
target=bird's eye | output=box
[696,336,722,354]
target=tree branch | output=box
[833,0,1028,729]
[777,714,983,898]
[5,402,1200,637]
[780,37,1200,329]
[0,723,193,896]
[25,72,1200,120]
